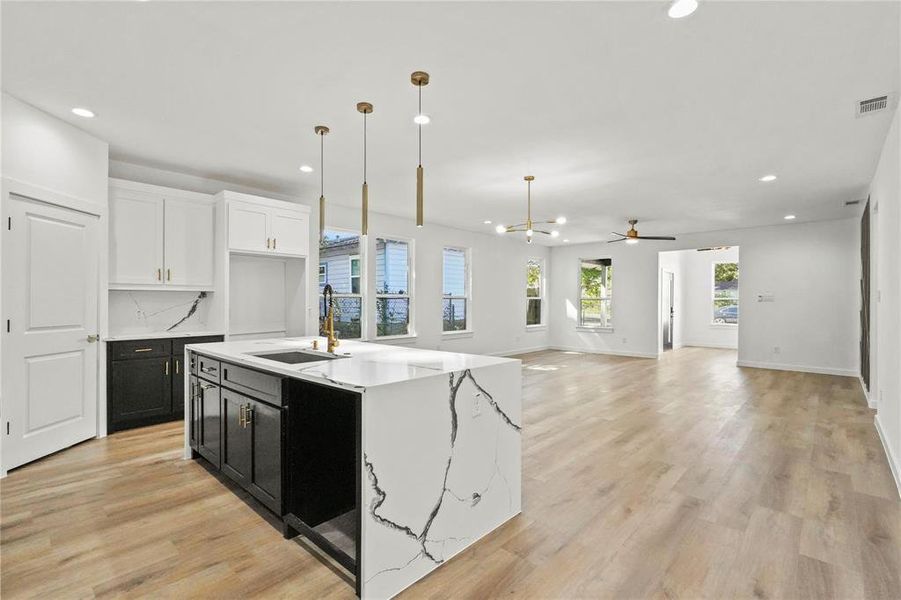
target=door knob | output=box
[87,334,99,343]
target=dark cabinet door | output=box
[109,357,172,430]
[197,381,221,467]
[172,355,185,419]
[221,391,252,486]
[249,399,283,513]
[189,376,200,451]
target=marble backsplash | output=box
[109,290,214,336]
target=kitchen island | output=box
[183,337,522,599]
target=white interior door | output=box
[109,191,164,284]
[164,198,214,287]
[228,201,269,253]
[269,209,309,256]
[2,195,100,471]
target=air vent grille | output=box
[857,95,889,117]
[845,199,861,206]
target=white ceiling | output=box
[2,1,899,244]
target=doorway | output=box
[1,194,101,472]
[662,271,675,351]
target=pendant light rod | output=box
[314,125,329,242]
[411,71,429,228]
[357,102,373,236]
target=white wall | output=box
[868,104,901,496]
[681,246,739,350]
[549,219,859,375]
[325,203,550,356]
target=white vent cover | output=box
[857,95,889,117]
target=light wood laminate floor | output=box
[2,348,899,599]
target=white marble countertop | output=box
[184,336,518,390]
[105,330,224,342]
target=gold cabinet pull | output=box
[244,403,253,427]
[167,268,171,282]
[175,359,180,375]
[165,360,170,376]
[273,238,277,250]
[266,237,271,249]
[157,268,162,281]
[239,403,245,427]
[135,347,153,353]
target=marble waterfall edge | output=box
[360,361,522,599]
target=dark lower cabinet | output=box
[220,388,283,514]
[109,356,172,426]
[107,335,223,433]
[197,379,221,467]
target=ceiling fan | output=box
[609,219,676,244]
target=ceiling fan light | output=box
[495,225,507,234]
[625,238,639,245]
[526,229,534,236]
[551,230,560,237]
[555,216,567,224]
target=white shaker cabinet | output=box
[109,180,215,289]
[225,194,310,258]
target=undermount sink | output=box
[249,350,346,364]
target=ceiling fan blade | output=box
[611,232,627,237]
[607,238,627,243]
[637,236,677,241]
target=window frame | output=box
[711,260,739,327]
[442,246,472,335]
[318,262,328,286]
[577,257,613,331]
[374,235,416,339]
[319,227,366,340]
[526,257,545,329]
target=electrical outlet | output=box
[622,337,627,344]
[472,392,482,417]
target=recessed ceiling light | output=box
[784,214,796,220]
[495,225,507,234]
[299,165,314,173]
[551,230,560,237]
[483,220,492,225]
[71,107,95,118]
[668,0,698,19]
[555,216,567,224]
[413,114,431,125]
[563,239,570,243]
[759,174,777,182]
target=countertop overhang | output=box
[184,337,519,390]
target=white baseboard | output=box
[683,341,738,350]
[859,377,876,409]
[874,413,901,500]
[736,360,857,378]
[550,345,658,359]
[491,345,550,357]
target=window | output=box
[579,258,613,328]
[319,230,363,339]
[712,261,739,324]
[526,259,543,326]
[443,247,469,332]
[375,238,412,337]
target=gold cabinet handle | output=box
[239,403,245,427]
[135,347,153,353]
[165,360,170,376]
[157,268,162,281]
[266,237,271,249]
[273,238,277,250]
[167,268,171,282]
[175,359,180,375]
[244,403,253,427]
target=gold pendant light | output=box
[495,175,566,244]
[411,71,429,227]
[357,102,373,236]
[314,125,329,242]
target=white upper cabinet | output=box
[109,180,215,289]
[225,195,310,257]
[164,199,214,287]
[109,190,165,285]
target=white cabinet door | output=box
[229,201,270,253]
[164,199,214,287]
[110,192,164,284]
[270,209,309,257]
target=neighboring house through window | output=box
[319,229,364,339]
[712,261,739,324]
[443,247,469,332]
[579,258,613,328]
[375,237,413,337]
[526,259,543,326]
